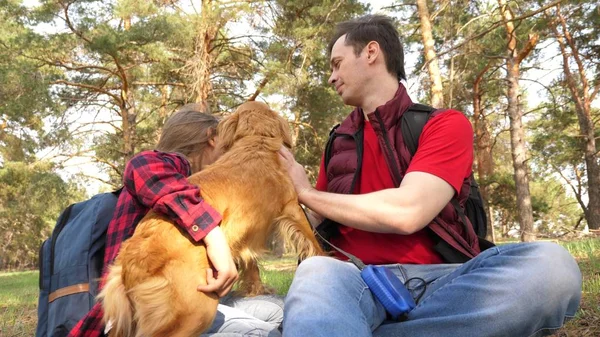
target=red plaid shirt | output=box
[67,150,222,337]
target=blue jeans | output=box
[282,242,582,337]
[202,294,284,337]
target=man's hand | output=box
[278,146,314,201]
[198,226,238,297]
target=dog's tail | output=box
[99,265,179,337]
[276,202,325,259]
[98,264,134,337]
[130,276,178,337]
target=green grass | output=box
[2,239,598,336]
[0,270,39,337]
[259,255,296,295]
[259,269,294,295]
[554,239,600,337]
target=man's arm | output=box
[280,145,453,234]
[279,110,473,235]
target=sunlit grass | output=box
[0,270,39,336]
[1,239,598,336]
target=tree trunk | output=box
[160,85,168,119]
[121,91,137,160]
[507,60,535,242]
[550,6,600,230]
[120,16,136,160]
[487,205,496,242]
[472,61,495,242]
[416,0,444,108]
[501,215,508,237]
[188,0,218,104]
[498,0,536,242]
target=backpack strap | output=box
[49,204,74,275]
[400,103,437,157]
[401,104,477,240]
[113,187,124,196]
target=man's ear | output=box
[216,113,239,152]
[366,41,380,64]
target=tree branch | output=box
[516,33,539,64]
[248,77,269,101]
[78,173,118,189]
[132,81,186,87]
[60,1,92,44]
[51,79,123,104]
[433,0,564,61]
[591,82,600,103]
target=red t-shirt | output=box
[316,110,473,265]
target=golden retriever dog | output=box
[99,101,324,337]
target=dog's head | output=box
[217,101,293,152]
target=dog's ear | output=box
[217,112,239,152]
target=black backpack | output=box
[323,103,489,239]
[36,189,121,337]
[400,104,488,238]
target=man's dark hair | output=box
[327,14,406,81]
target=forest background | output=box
[1,0,599,270]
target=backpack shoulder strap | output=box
[49,204,74,275]
[401,103,437,157]
[323,123,341,173]
[113,187,124,196]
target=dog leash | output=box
[313,227,366,270]
[300,206,429,310]
[299,206,365,269]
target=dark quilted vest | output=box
[326,85,481,262]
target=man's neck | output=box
[360,79,400,117]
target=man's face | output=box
[328,35,368,107]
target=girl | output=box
[69,103,283,337]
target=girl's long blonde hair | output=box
[155,103,219,159]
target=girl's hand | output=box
[197,226,238,297]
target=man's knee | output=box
[522,242,582,317]
[530,242,581,283]
[295,256,357,284]
[542,243,581,290]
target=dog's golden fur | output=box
[99,101,324,337]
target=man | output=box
[278,14,581,337]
